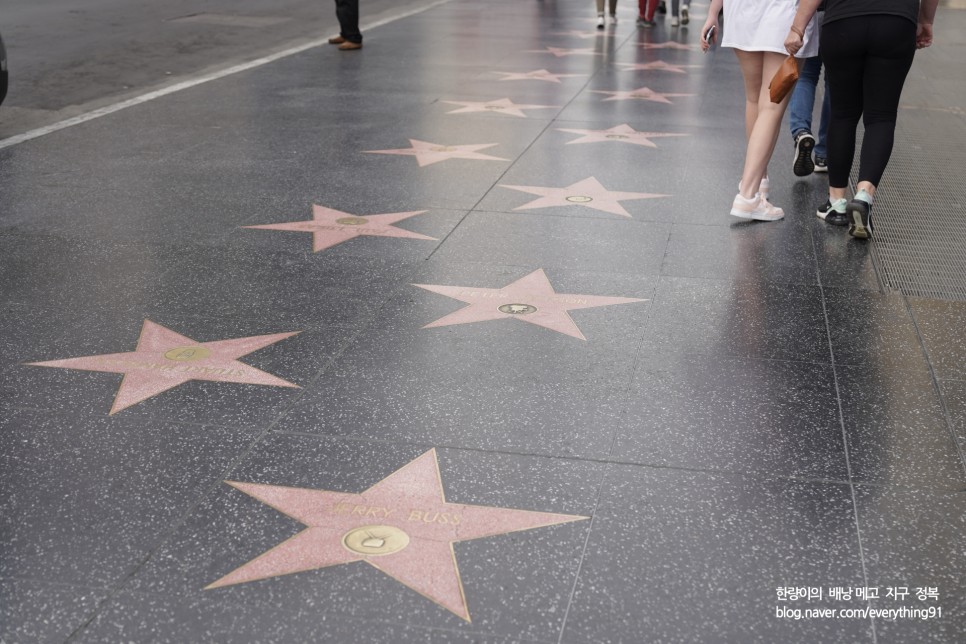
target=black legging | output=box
[820,15,917,189]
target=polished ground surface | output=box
[1,1,964,642]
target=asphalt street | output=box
[0,0,445,139]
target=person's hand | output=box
[700,19,717,52]
[916,22,933,48]
[784,30,803,56]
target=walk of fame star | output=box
[441,98,559,118]
[550,30,604,39]
[618,61,700,74]
[364,139,508,167]
[499,176,668,217]
[557,124,688,148]
[206,449,588,621]
[525,46,601,57]
[638,42,698,50]
[243,205,435,252]
[26,320,299,414]
[493,69,586,83]
[591,87,695,103]
[414,269,646,340]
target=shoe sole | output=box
[813,166,828,173]
[681,8,689,24]
[848,202,871,239]
[793,137,815,176]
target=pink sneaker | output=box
[730,193,784,221]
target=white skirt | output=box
[721,1,819,58]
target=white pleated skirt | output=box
[721,1,819,58]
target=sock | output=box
[830,198,847,212]
[854,189,873,205]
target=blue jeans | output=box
[789,56,830,159]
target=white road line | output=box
[0,0,451,151]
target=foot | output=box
[817,198,848,226]
[671,16,680,27]
[681,4,690,24]
[328,36,346,44]
[738,176,769,199]
[730,193,784,222]
[338,40,362,50]
[638,18,656,28]
[793,131,816,176]
[610,13,618,23]
[847,197,873,239]
[658,1,667,15]
[813,156,828,173]
[597,14,605,29]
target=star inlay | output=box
[591,87,695,103]
[550,30,605,39]
[441,98,559,118]
[243,205,435,252]
[414,269,646,340]
[27,320,299,414]
[493,69,586,83]
[638,42,699,50]
[557,124,688,148]
[618,61,700,74]
[364,139,508,167]
[206,449,588,621]
[525,47,601,57]
[499,176,668,217]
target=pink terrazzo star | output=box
[243,205,435,252]
[206,449,587,621]
[441,98,559,118]
[591,86,695,103]
[525,46,601,57]
[27,320,299,414]
[494,69,586,83]
[618,61,700,74]
[414,269,646,340]
[557,123,688,148]
[550,30,605,39]
[638,42,698,50]
[499,176,668,217]
[364,139,508,167]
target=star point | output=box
[618,61,700,74]
[244,205,435,252]
[638,42,699,50]
[525,46,601,57]
[414,268,646,339]
[207,449,588,621]
[591,87,695,103]
[27,320,300,414]
[499,176,669,217]
[557,123,689,148]
[364,139,508,167]
[441,97,559,118]
[493,69,586,84]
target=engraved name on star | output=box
[206,449,588,621]
[525,47,602,57]
[617,61,701,74]
[591,87,695,103]
[414,269,646,340]
[364,139,508,167]
[26,320,299,414]
[493,69,586,83]
[441,98,559,118]
[499,176,669,217]
[243,205,435,252]
[557,124,689,148]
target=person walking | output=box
[789,58,830,178]
[637,0,659,27]
[701,1,819,221]
[328,0,363,50]
[597,0,619,29]
[786,0,940,238]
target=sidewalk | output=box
[1,1,964,642]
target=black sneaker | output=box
[793,131,815,176]
[847,198,873,239]
[817,198,848,226]
[813,157,828,173]
[658,1,667,15]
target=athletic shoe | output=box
[638,18,656,28]
[671,16,680,26]
[730,193,784,222]
[738,177,769,199]
[847,198,873,239]
[658,1,667,15]
[793,131,816,176]
[814,157,828,173]
[597,14,605,29]
[681,4,690,24]
[817,198,848,226]
[610,13,618,23]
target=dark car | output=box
[0,31,7,105]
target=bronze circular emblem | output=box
[163,346,212,362]
[336,217,369,226]
[499,303,538,315]
[605,134,630,140]
[342,525,410,556]
[565,195,593,203]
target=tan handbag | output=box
[769,55,800,103]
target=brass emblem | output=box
[605,134,630,140]
[342,525,410,556]
[565,195,593,203]
[163,346,212,362]
[336,217,369,226]
[499,303,538,315]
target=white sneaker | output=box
[730,193,784,221]
[681,4,689,24]
[610,13,618,23]
[671,16,680,27]
[738,177,769,199]
[597,14,605,29]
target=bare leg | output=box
[735,50,763,141]
[736,51,794,199]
